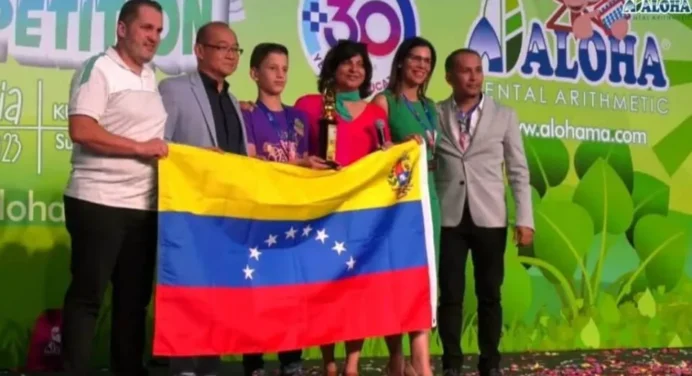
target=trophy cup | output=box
[318,81,340,169]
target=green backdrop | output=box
[0,0,691,369]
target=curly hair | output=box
[317,40,373,99]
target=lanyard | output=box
[256,101,294,159]
[456,100,482,134]
[402,96,437,151]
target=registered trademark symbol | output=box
[661,39,671,50]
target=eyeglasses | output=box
[202,43,244,56]
[407,54,432,66]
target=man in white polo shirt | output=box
[61,1,167,375]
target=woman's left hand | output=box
[381,141,394,150]
[404,134,424,145]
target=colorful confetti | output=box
[5,349,689,375]
[287,348,691,375]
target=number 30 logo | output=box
[298,0,419,94]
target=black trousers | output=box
[61,195,158,376]
[169,356,221,375]
[242,350,303,376]
[437,203,507,372]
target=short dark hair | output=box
[195,21,231,44]
[444,48,481,72]
[118,0,162,25]
[250,43,289,69]
[386,36,437,100]
[318,40,373,99]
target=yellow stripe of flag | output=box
[158,141,424,221]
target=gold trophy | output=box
[318,81,340,169]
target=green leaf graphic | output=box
[523,137,570,196]
[541,184,576,204]
[663,60,692,87]
[671,14,692,31]
[615,270,648,304]
[633,214,688,292]
[626,172,670,245]
[669,334,684,348]
[573,159,634,235]
[506,185,541,227]
[574,142,633,193]
[653,114,692,177]
[0,243,45,324]
[580,318,600,348]
[506,186,541,267]
[501,243,533,323]
[637,289,657,318]
[533,201,594,301]
[597,293,620,324]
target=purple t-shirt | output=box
[242,105,310,163]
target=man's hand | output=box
[515,226,534,247]
[239,101,256,111]
[135,139,168,158]
[298,155,334,170]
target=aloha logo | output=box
[467,0,669,91]
[297,0,420,94]
[623,0,692,14]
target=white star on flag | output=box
[302,225,313,237]
[264,234,277,247]
[245,223,357,281]
[346,256,356,270]
[249,247,261,261]
[332,241,346,255]
[243,265,255,279]
[315,229,329,244]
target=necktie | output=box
[458,113,471,152]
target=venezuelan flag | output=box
[154,141,437,356]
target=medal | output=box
[293,118,305,137]
[257,101,295,160]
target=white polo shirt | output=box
[65,47,167,211]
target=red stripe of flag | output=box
[153,267,432,356]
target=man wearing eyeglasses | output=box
[158,21,248,376]
[159,21,247,156]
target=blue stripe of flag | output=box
[157,202,428,288]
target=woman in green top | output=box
[372,36,439,376]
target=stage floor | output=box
[3,348,690,375]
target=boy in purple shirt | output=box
[240,43,327,376]
[242,43,328,169]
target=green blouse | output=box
[382,89,439,168]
